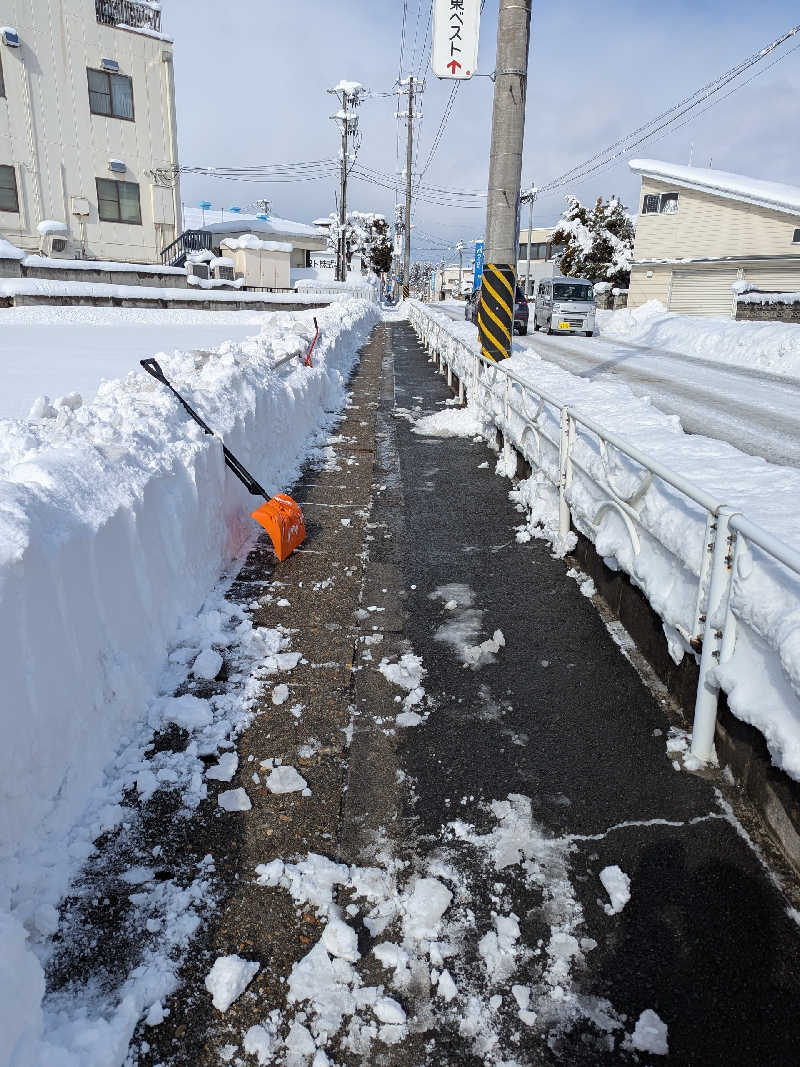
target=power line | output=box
[537,21,800,196]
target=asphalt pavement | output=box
[343,320,800,1064]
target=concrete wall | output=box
[0,254,189,286]
[633,176,800,262]
[0,0,180,262]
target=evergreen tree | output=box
[326,211,393,274]
[551,195,635,287]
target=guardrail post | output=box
[691,505,736,762]
[558,408,574,539]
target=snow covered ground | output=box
[598,300,800,381]
[410,302,800,788]
[0,298,379,1060]
[0,306,272,419]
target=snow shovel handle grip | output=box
[140,358,269,500]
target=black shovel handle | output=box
[140,358,268,499]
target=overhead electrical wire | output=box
[536,21,800,196]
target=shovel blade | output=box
[251,494,306,562]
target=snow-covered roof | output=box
[629,159,800,218]
[183,207,324,240]
[0,237,26,261]
[221,235,292,253]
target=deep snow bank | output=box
[411,303,800,783]
[0,301,378,960]
[597,300,800,380]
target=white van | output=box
[533,277,596,336]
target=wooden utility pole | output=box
[477,0,532,360]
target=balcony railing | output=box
[95,0,162,33]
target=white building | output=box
[0,0,181,263]
[516,226,564,294]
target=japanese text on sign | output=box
[431,0,480,80]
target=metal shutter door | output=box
[668,268,739,317]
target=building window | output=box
[0,165,19,213]
[87,68,134,120]
[643,191,679,215]
[793,228,800,243]
[96,177,141,224]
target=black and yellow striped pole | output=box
[478,0,532,362]
[477,263,516,362]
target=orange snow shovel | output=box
[140,359,306,561]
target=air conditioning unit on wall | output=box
[41,233,73,258]
[187,262,210,281]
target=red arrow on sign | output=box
[447,59,462,74]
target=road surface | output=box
[438,304,800,468]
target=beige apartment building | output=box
[0,0,181,263]
[628,159,800,316]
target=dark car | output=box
[465,284,529,335]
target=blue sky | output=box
[167,0,800,262]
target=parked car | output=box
[465,283,529,335]
[533,278,595,336]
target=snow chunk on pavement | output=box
[218,788,251,812]
[321,917,361,962]
[462,629,505,670]
[402,877,453,940]
[205,954,260,1011]
[265,765,308,794]
[628,1008,669,1055]
[478,912,521,981]
[600,865,631,915]
[160,693,213,731]
[437,968,458,1002]
[272,683,290,705]
[412,407,483,438]
[379,652,425,692]
[206,752,238,782]
[374,995,406,1024]
[192,648,223,680]
[244,1022,278,1062]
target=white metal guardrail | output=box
[408,301,800,762]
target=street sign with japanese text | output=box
[473,240,485,291]
[432,0,480,80]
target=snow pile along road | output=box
[597,299,800,380]
[409,302,800,785]
[0,299,378,1026]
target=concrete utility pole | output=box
[328,83,364,282]
[403,76,415,299]
[338,115,348,282]
[523,183,536,298]
[478,0,532,361]
[456,239,465,297]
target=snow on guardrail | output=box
[0,299,378,993]
[409,300,800,782]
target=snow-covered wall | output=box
[0,300,378,917]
